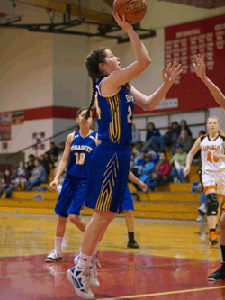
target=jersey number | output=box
[75,153,85,165]
[128,106,132,123]
[207,151,219,163]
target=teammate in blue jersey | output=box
[45,107,97,262]
[67,12,182,299]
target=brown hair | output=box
[84,48,107,121]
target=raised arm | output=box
[193,54,225,107]
[183,137,201,177]
[131,62,183,111]
[104,13,151,88]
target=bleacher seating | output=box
[0,154,201,221]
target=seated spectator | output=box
[142,122,161,152]
[180,119,193,136]
[0,168,14,198]
[147,151,171,190]
[176,129,193,153]
[48,141,58,158]
[39,154,50,176]
[163,122,180,155]
[14,161,28,191]
[27,158,48,191]
[139,151,159,187]
[170,144,187,183]
[26,154,35,178]
[58,141,66,156]
[131,124,141,146]
[49,154,58,169]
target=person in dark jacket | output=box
[27,158,48,191]
[142,122,161,152]
[0,168,14,198]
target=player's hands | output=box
[138,180,147,191]
[113,12,132,32]
[193,54,206,80]
[50,178,58,190]
[183,166,190,177]
[162,62,183,86]
[213,151,220,159]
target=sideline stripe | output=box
[97,285,225,300]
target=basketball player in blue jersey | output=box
[45,107,97,262]
[67,12,182,299]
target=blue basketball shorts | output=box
[55,175,87,217]
[121,185,134,211]
[85,141,130,213]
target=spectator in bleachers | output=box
[147,151,171,190]
[48,141,58,158]
[176,129,193,153]
[180,119,193,137]
[141,122,163,152]
[27,158,48,191]
[170,144,187,183]
[131,124,141,146]
[58,141,66,156]
[164,122,181,155]
[0,168,14,198]
[26,154,35,178]
[39,154,50,177]
[139,151,159,187]
[49,154,58,169]
[14,161,28,191]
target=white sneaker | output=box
[196,215,204,222]
[67,266,94,299]
[45,249,62,262]
[74,254,101,287]
[198,204,207,214]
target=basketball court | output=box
[0,213,224,299]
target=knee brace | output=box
[206,193,219,216]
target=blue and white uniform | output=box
[55,130,96,217]
[85,78,134,213]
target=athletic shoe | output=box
[45,249,62,262]
[74,254,101,287]
[209,231,218,245]
[67,266,94,299]
[208,263,225,280]
[196,215,204,222]
[198,204,207,214]
[127,239,139,249]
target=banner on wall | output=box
[0,112,12,141]
[0,125,12,141]
[32,132,45,150]
[164,14,225,112]
[12,111,24,125]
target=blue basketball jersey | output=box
[67,130,96,178]
[95,78,134,145]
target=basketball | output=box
[113,0,147,24]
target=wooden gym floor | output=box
[1,213,225,300]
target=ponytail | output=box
[85,77,97,121]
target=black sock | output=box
[128,232,134,240]
[210,229,216,232]
[220,245,225,263]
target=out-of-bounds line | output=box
[97,285,225,300]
